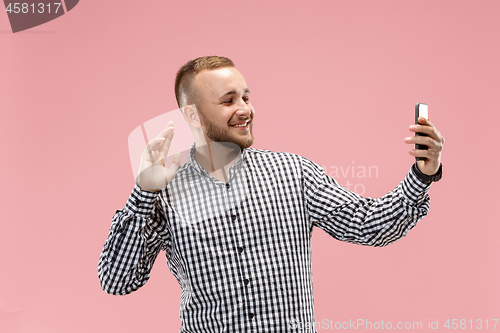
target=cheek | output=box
[223,111,236,124]
[213,116,230,128]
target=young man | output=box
[98,56,444,332]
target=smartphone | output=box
[415,103,428,161]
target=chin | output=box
[224,136,253,149]
[237,137,254,149]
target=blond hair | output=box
[174,56,235,108]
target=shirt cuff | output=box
[402,165,432,205]
[124,183,160,218]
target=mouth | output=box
[229,120,251,130]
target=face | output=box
[192,67,255,149]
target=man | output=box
[98,56,444,332]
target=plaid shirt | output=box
[98,144,431,332]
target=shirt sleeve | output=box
[301,157,431,247]
[98,183,170,295]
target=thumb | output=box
[170,152,182,170]
[164,152,182,184]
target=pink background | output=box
[1,0,499,332]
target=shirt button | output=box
[226,183,230,189]
[237,246,244,254]
[248,313,254,319]
[231,214,237,221]
[244,278,250,285]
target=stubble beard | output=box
[198,109,254,149]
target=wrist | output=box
[412,163,442,184]
[136,182,161,193]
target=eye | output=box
[243,96,250,103]
[223,99,233,104]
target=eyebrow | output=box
[218,88,250,100]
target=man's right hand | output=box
[136,121,181,192]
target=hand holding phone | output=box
[405,103,445,177]
[415,103,428,161]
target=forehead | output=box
[194,67,248,98]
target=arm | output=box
[302,159,431,247]
[304,116,444,246]
[98,121,181,295]
[98,184,169,295]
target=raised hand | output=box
[405,117,445,175]
[136,121,181,192]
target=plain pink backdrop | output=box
[1,0,499,332]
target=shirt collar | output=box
[188,142,247,181]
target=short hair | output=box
[174,56,235,108]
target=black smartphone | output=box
[415,103,428,161]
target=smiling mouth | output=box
[230,120,250,129]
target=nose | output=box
[235,97,253,118]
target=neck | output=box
[194,137,241,182]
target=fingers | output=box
[404,116,444,175]
[164,152,182,184]
[141,122,175,163]
[407,146,440,160]
[154,123,174,143]
[408,117,445,144]
[405,135,443,160]
[410,117,434,136]
[419,116,432,126]
[155,121,174,139]
[154,121,175,155]
[406,143,442,176]
[405,117,444,163]
[137,121,178,190]
[408,146,441,175]
[161,127,175,157]
[144,137,166,157]
[144,122,175,155]
[405,135,440,150]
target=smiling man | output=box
[98,56,444,332]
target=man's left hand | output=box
[405,117,445,175]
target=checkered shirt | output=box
[98,144,431,332]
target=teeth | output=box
[232,121,248,127]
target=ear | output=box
[182,104,202,129]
